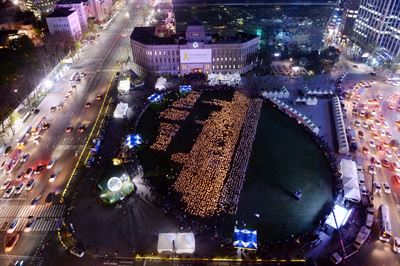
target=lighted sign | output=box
[180,49,212,64]
[192,42,199,48]
[107,177,123,192]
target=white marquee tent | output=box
[155,77,167,91]
[157,233,195,254]
[340,159,360,203]
[118,79,130,94]
[113,102,128,119]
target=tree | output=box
[0,106,13,133]
[7,111,19,136]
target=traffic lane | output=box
[353,86,400,236]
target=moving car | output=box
[50,106,57,112]
[45,192,55,204]
[393,237,400,253]
[14,183,24,195]
[1,179,11,190]
[5,234,20,252]
[3,146,12,156]
[373,181,382,193]
[70,247,85,258]
[25,178,35,190]
[24,217,35,232]
[78,125,86,133]
[7,218,19,233]
[43,122,50,130]
[33,136,41,145]
[21,153,30,162]
[66,126,73,133]
[360,185,368,195]
[4,186,15,198]
[382,182,391,193]
[31,195,41,205]
[85,102,91,108]
[46,159,55,169]
[330,252,343,265]
[96,94,102,100]
[34,164,45,175]
[49,171,59,183]
[368,165,376,175]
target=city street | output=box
[0,0,143,264]
[337,58,400,265]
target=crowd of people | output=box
[219,99,263,214]
[172,91,201,109]
[150,122,180,151]
[159,108,190,121]
[151,92,202,151]
[174,92,250,217]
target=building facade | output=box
[353,0,400,61]
[341,0,360,41]
[85,0,112,22]
[57,0,88,29]
[130,22,259,76]
[46,7,82,39]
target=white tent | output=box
[118,79,130,94]
[157,233,195,254]
[340,159,361,202]
[113,102,128,118]
[155,77,167,91]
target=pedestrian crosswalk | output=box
[0,204,65,218]
[0,217,62,232]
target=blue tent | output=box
[233,228,257,250]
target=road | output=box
[338,57,400,265]
[0,1,143,264]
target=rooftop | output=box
[46,7,75,18]
[131,26,258,46]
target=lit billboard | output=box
[180,49,212,64]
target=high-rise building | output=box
[353,0,400,61]
[341,0,360,41]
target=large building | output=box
[352,0,400,61]
[57,0,88,29]
[130,20,259,76]
[46,7,82,39]
[341,0,360,40]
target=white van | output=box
[330,252,343,264]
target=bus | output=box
[4,149,22,173]
[16,126,32,147]
[30,116,46,136]
[378,204,392,242]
